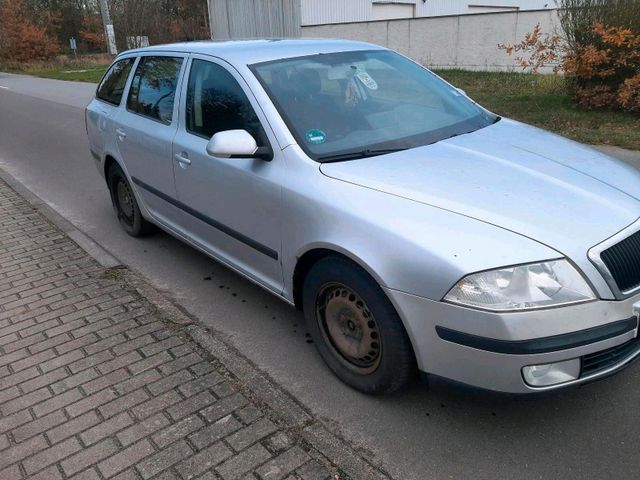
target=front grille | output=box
[600,230,640,293]
[581,335,640,377]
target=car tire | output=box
[302,255,416,394]
[107,163,154,237]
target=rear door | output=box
[170,55,285,294]
[86,56,136,164]
[116,54,187,223]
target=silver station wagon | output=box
[86,39,640,395]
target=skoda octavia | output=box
[86,39,640,394]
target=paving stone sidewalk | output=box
[0,176,392,480]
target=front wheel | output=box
[107,163,154,237]
[302,256,416,394]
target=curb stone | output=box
[0,168,121,269]
[121,272,396,480]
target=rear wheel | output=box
[107,163,154,237]
[303,256,416,394]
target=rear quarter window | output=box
[96,58,135,106]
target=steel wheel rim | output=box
[116,178,135,225]
[316,283,382,374]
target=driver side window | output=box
[185,59,262,141]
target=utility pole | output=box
[98,0,118,55]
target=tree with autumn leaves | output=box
[0,0,62,62]
[0,0,209,63]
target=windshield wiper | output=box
[318,148,407,163]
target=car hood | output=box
[320,119,640,254]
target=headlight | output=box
[444,259,595,311]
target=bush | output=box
[557,0,640,111]
[564,22,640,111]
[498,24,563,73]
[499,0,640,112]
[557,0,640,49]
[0,0,61,62]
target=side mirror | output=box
[206,129,271,160]
[457,88,467,97]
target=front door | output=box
[171,56,284,294]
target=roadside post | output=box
[98,0,118,55]
[69,37,77,57]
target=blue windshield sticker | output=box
[306,129,326,145]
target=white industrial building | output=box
[300,0,554,25]
[207,0,559,70]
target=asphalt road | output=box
[2,72,640,480]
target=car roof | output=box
[120,38,386,67]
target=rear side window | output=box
[186,59,262,139]
[127,56,183,124]
[96,58,134,106]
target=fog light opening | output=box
[522,358,581,387]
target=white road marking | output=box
[0,85,9,90]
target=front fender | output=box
[281,146,560,303]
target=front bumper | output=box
[385,288,640,393]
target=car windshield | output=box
[251,50,497,162]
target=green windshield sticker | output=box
[306,129,326,145]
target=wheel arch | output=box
[102,154,152,223]
[103,154,118,183]
[293,245,420,389]
[103,154,119,208]
[292,245,388,311]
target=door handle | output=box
[116,128,127,141]
[174,152,191,166]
